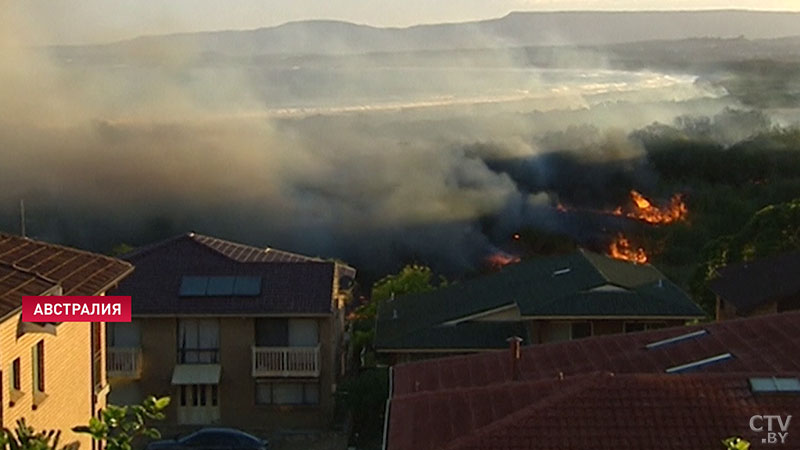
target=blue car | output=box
[146,428,268,450]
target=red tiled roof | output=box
[434,373,798,450]
[387,312,800,450]
[0,233,134,318]
[393,311,800,396]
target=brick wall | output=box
[0,313,104,448]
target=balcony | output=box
[107,347,142,379]
[252,345,320,377]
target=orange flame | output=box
[615,190,687,225]
[608,234,648,264]
[486,252,521,269]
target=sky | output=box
[10,0,800,45]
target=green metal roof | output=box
[374,249,704,352]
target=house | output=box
[385,311,800,450]
[107,232,355,434]
[710,251,800,320]
[0,232,134,448]
[375,249,704,364]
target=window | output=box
[179,384,218,407]
[570,322,592,339]
[108,321,141,347]
[625,322,668,333]
[256,382,319,405]
[255,319,288,347]
[255,318,319,347]
[32,340,45,393]
[177,319,220,363]
[11,358,20,391]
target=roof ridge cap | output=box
[120,233,193,260]
[191,233,332,264]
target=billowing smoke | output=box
[0,3,760,276]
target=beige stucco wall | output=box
[0,312,105,449]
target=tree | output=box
[691,198,800,315]
[109,243,135,257]
[73,396,170,450]
[0,419,79,450]
[350,264,445,367]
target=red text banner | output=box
[22,296,132,322]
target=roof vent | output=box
[750,377,800,394]
[392,309,398,320]
[665,352,733,374]
[646,329,708,350]
[552,267,571,276]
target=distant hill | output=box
[76,10,800,56]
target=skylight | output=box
[750,377,800,393]
[179,276,262,297]
[646,329,708,350]
[665,353,733,374]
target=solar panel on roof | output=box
[233,276,261,296]
[179,275,261,297]
[179,276,208,296]
[206,276,235,296]
[750,377,800,393]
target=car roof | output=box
[186,428,261,440]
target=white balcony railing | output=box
[107,347,142,379]
[252,345,320,377]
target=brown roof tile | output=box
[0,233,134,318]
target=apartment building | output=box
[108,233,355,434]
[0,232,134,448]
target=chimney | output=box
[506,336,523,381]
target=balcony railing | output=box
[252,345,320,377]
[107,347,142,379]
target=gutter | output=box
[381,365,393,450]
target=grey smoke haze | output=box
[1,4,776,275]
